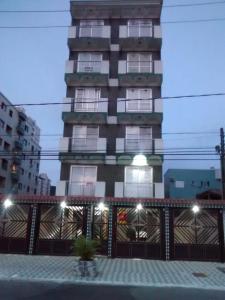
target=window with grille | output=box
[78,53,102,73]
[74,88,100,112]
[79,20,104,37]
[128,19,153,37]
[126,88,152,112]
[127,53,152,73]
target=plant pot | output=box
[76,259,98,277]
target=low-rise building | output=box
[37,173,51,195]
[164,168,222,199]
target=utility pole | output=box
[216,128,225,200]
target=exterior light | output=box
[192,205,200,214]
[60,201,67,209]
[98,202,106,211]
[4,198,13,209]
[132,154,147,166]
[136,203,143,211]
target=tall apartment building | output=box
[0,92,41,195]
[37,173,51,195]
[57,0,164,199]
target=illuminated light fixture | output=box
[132,154,147,166]
[60,201,67,209]
[98,202,106,211]
[136,203,143,211]
[4,198,13,209]
[192,205,200,214]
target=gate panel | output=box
[0,204,31,254]
[114,207,163,259]
[92,206,109,255]
[171,208,221,261]
[36,205,87,255]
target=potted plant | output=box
[73,236,99,277]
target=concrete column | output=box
[164,207,170,260]
[107,206,113,257]
[28,204,38,255]
[86,205,93,239]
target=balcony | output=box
[56,180,105,197]
[14,140,23,150]
[59,137,106,153]
[118,60,162,87]
[119,25,162,51]
[116,138,163,154]
[11,170,20,182]
[16,123,25,135]
[115,182,164,198]
[18,110,27,121]
[62,98,108,124]
[68,26,111,51]
[65,60,109,87]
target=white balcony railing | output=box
[56,181,106,197]
[117,98,162,113]
[119,25,162,39]
[68,26,111,39]
[118,60,162,74]
[59,137,107,153]
[116,138,163,154]
[114,182,164,198]
[65,60,109,74]
[62,97,108,113]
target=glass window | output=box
[128,19,153,37]
[126,88,152,112]
[78,53,102,73]
[72,125,99,151]
[80,20,104,37]
[127,53,152,73]
[75,88,100,112]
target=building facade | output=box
[57,0,164,199]
[164,168,222,199]
[0,92,41,195]
[37,173,51,195]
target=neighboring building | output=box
[0,92,41,195]
[57,0,164,199]
[50,185,56,196]
[164,168,222,199]
[37,173,51,195]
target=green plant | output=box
[126,227,136,241]
[73,236,99,261]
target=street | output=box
[0,281,224,300]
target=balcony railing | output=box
[79,25,104,38]
[127,25,154,38]
[73,98,98,112]
[77,61,102,73]
[127,61,153,73]
[70,137,98,152]
[125,138,153,153]
[66,181,96,196]
[124,183,153,198]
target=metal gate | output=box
[35,205,87,255]
[113,207,164,259]
[0,204,31,254]
[171,208,223,261]
[92,206,109,255]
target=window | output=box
[72,125,99,151]
[78,53,102,73]
[4,142,10,152]
[1,159,8,171]
[127,53,152,73]
[0,119,5,129]
[18,183,22,190]
[21,168,24,175]
[28,172,31,179]
[125,166,153,197]
[25,125,29,132]
[79,20,104,37]
[126,88,152,112]
[0,176,6,188]
[175,181,184,188]
[6,125,12,136]
[69,166,97,196]
[9,110,13,117]
[1,102,6,111]
[125,126,152,152]
[75,88,100,112]
[128,19,153,37]
[27,186,30,193]
[0,138,2,146]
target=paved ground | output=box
[0,281,225,300]
[0,254,224,291]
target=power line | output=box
[0,1,224,13]
[5,92,225,107]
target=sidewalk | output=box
[0,254,224,291]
